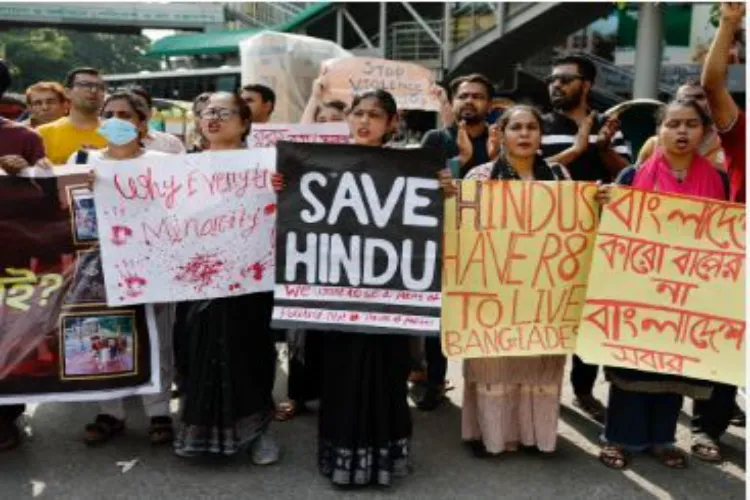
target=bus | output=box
[102,66,241,102]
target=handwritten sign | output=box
[576,188,746,386]
[442,181,599,358]
[0,168,158,404]
[94,150,277,306]
[319,57,440,111]
[272,142,444,336]
[247,122,350,148]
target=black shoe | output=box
[416,384,445,411]
[466,440,491,458]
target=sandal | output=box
[651,446,688,469]
[691,436,722,463]
[148,416,174,445]
[573,395,607,423]
[275,401,308,422]
[84,414,125,446]
[599,445,629,469]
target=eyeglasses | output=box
[73,81,107,92]
[200,108,240,121]
[544,74,583,86]
[30,98,62,108]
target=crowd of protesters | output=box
[0,2,745,488]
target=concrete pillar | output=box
[443,2,453,73]
[379,2,387,58]
[632,3,663,99]
[336,7,344,46]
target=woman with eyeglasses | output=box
[172,92,280,465]
[70,91,176,447]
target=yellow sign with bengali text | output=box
[441,180,599,358]
[576,187,746,386]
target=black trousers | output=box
[424,337,447,387]
[692,383,737,440]
[571,355,599,396]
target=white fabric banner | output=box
[247,122,350,148]
[93,149,277,306]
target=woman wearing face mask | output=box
[460,105,571,458]
[72,91,175,446]
[273,89,454,487]
[173,92,280,465]
[595,99,726,470]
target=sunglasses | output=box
[544,74,583,86]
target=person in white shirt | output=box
[67,90,175,447]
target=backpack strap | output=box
[75,149,89,165]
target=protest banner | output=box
[272,142,444,336]
[576,187,745,386]
[94,150,277,306]
[441,180,600,358]
[319,57,441,111]
[247,122,350,148]
[0,168,158,404]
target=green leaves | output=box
[0,28,160,91]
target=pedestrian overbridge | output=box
[0,2,226,33]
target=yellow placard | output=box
[576,187,746,386]
[441,180,599,358]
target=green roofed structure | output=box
[147,2,333,58]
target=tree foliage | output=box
[0,28,159,91]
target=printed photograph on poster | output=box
[60,312,136,379]
[64,249,107,306]
[69,187,98,243]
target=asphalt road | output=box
[0,349,744,500]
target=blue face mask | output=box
[98,118,138,146]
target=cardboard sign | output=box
[576,187,746,386]
[442,180,599,358]
[320,57,441,111]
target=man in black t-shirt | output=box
[540,54,632,423]
[422,73,497,179]
[419,73,497,411]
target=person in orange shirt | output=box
[23,81,69,129]
[37,67,107,165]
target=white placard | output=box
[93,149,277,306]
[247,122,351,148]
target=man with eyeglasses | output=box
[23,81,69,129]
[37,67,107,165]
[540,54,632,424]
